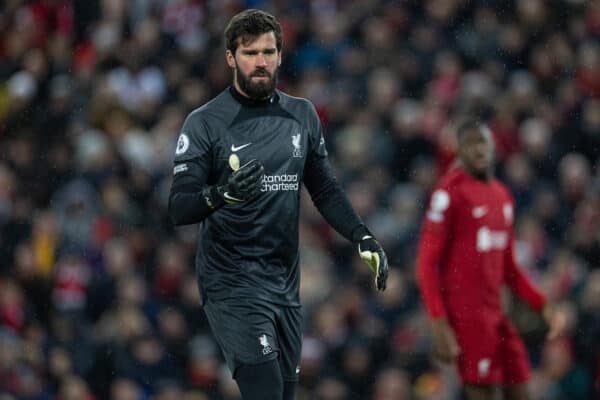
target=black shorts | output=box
[203,298,303,381]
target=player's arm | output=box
[303,154,388,291]
[169,156,215,225]
[303,155,363,242]
[303,104,387,291]
[416,188,461,363]
[169,158,264,225]
[504,230,566,339]
[503,230,546,311]
[416,189,453,319]
[168,114,264,226]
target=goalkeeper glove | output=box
[357,231,388,291]
[203,159,264,208]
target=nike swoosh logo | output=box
[223,192,243,204]
[231,143,252,152]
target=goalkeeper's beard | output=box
[236,66,278,100]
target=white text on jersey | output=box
[261,173,299,192]
[476,227,508,252]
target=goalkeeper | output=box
[167,8,388,400]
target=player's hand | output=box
[431,319,461,363]
[358,235,388,291]
[218,159,264,204]
[542,302,567,340]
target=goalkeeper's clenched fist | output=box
[354,229,389,291]
[203,158,264,209]
[218,158,265,204]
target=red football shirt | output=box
[417,167,545,324]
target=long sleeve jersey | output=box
[168,87,366,306]
[416,167,545,324]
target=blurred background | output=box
[0,0,599,399]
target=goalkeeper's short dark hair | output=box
[225,9,282,53]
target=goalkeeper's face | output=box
[227,31,281,100]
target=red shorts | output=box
[452,317,531,385]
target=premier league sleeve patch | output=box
[175,132,190,155]
[427,189,450,223]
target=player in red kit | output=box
[416,119,565,400]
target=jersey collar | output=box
[229,86,279,107]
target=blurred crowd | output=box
[1,0,600,399]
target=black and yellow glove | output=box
[357,233,388,291]
[203,158,264,208]
[217,158,264,204]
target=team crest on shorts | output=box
[259,334,273,355]
[478,358,491,377]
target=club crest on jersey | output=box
[292,133,302,158]
[175,133,190,155]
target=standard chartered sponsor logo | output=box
[261,173,299,192]
[476,226,508,252]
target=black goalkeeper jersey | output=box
[169,87,364,306]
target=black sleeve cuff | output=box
[350,225,372,243]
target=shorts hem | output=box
[232,352,280,379]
